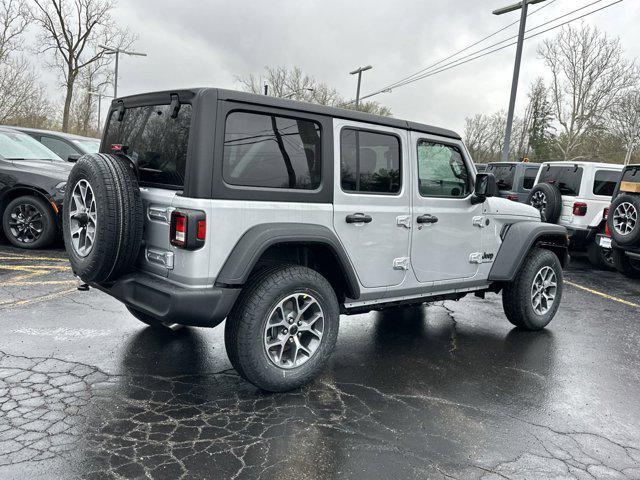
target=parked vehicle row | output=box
[0,126,99,248]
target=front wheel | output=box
[2,196,57,249]
[224,265,339,392]
[502,248,563,330]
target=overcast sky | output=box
[60,0,640,133]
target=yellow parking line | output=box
[0,265,69,271]
[566,281,640,308]
[0,255,67,262]
[0,280,77,287]
[0,288,77,309]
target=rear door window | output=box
[593,170,621,197]
[538,165,583,196]
[40,136,79,159]
[523,167,539,190]
[104,103,192,189]
[486,164,515,191]
[621,166,639,183]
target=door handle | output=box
[346,213,372,224]
[417,214,438,224]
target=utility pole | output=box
[349,65,373,109]
[264,84,269,95]
[88,90,113,133]
[98,44,147,98]
[493,0,547,162]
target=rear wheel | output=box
[502,248,563,330]
[224,265,339,392]
[586,241,615,270]
[612,249,640,279]
[608,194,640,246]
[2,196,57,249]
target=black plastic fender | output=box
[215,223,361,299]
[488,221,569,282]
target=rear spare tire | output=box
[63,153,143,284]
[607,194,640,246]
[527,183,562,223]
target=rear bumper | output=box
[92,272,240,328]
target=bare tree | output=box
[608,89,640,165]
[538,24,638,160]
[0,0,27,62]
[70,58,110,136]
[31,0,135,132]
[238,66,392,116]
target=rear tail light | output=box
[605,222,611,237]
[603,208,609,220]
[170,211,187,248]
[170,209,206,249]
[572,202,587,216]
[604,207,611,236]
[506,194,519,201]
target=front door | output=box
[410,133,483,284]
[333,120,411,288]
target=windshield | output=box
[0,130,62,161]
[72,138,101,153]
[486,163,516,190]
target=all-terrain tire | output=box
[63,153,144,284]
[607,194,640,246]
[2,195,57,249]
[502,248,563,330]
[586,241,615,270]
[612,249,640,279]
[527,183,562,224]
[224,265,340,392]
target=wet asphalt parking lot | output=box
[0,240,639,480]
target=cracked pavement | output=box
[0,242,639,479]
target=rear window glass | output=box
[223,111,321,190]
[593,170,620,197]
[486,164,515,190]
[523,167,539,190]
[622,166,640,183]
[104,103,192,188]
[538,165,583,196]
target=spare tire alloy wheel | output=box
[612,201,637,237]
[68,179,97,257]
[263,292,324,369]
[530,191,548,221]
[8,202,44,245]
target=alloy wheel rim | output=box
[8,203,43,243]
[68,179,97,257]
[530,191,547,212]
[612,202,637,236]
[263,292,324,369]
[530,266,557,315]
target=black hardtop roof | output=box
[110,87,462,141]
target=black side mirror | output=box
[67,154,81,162]
[472,173,498,204]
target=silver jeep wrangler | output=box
[63,88,568,392]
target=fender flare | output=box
[215,223,361,299]
[488,221,569,282]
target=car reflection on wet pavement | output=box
[1,243,639,479]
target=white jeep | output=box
[63,88,568,392]
[527,161,622,269]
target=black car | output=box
[0,127,72,248]
[9,126,100,162]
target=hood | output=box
[13,158,73,181]
[484,196,541,220]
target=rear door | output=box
[332,120,411,288]
[409,133,483,283]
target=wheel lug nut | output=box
[288,319,293,324]
[297,321,302,326]
[282,328,288,334]
[297,333,301,338]
[288,337,294,343]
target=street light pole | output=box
[493,0,547,162]
[88,90,113,133]
[349,65,373,109]
[98,44,147,98]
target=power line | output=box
[381,0,558,93]
[354,0,622,103]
